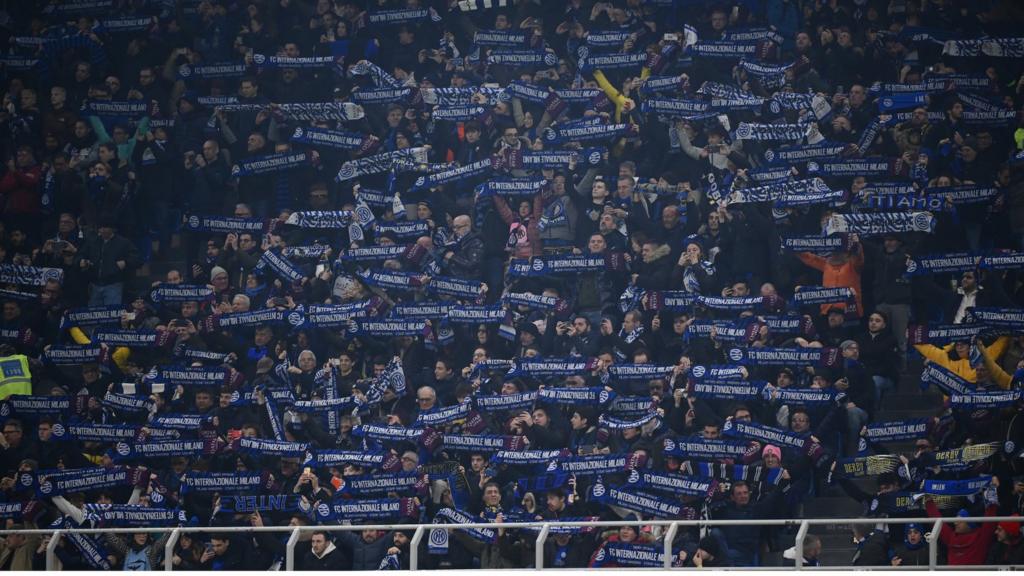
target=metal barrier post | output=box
[410,525,425,571]
[793,521,809,570]
[663,522,679,569]
[45,530,62,571]
[928,518,943,569]
[285,527,301,571]
[164,528,180,571]
[534,524,550,569]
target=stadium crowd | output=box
[1,0,1024,570]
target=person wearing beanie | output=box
[925,478,1001,565]
[890,523,928,566]
[988,516,1024,565]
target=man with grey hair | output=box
[441,215,484,280]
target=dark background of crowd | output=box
[1,0,1024,570]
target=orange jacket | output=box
[798,244,865,316]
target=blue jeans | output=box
[873,375,896,410]
[89,282,123,306]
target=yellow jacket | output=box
[914,336,1010,385]
[591,68,649,124]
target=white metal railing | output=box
[4,516,1022,570]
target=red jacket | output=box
[926,500,998,565]
[0,165,42,215]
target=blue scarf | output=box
[920,362,974,395]
[181,472,268,494]
[442,434,526,452]
[763,142,848,164]
[448,304,507,324]
[177,62,247,80]
[488,49,559,67]
[663,434,753,457]
[924,185,999,205]
[151,414,211,430]
[542,122,635,145]
[491,449,568,465]
[60,305,124,329]
[101,392,153,415]
[367,7,441,25]
[338,245,411,262]
[549,453,641,476]
[689,380,766,401]
[150,284,214,304]
[432,507,496,542]
[305,450,385,469]
[688,41,760,58]
[627,470,717,498]
[920,475,992,496]
[807,157,900,177]
[607,364,674,381]
[474,29,528,47]
[238,437,309,458]
[184,214,267,234]
[723,419,808,450]
[980,251,1024,271]
[537,387,614,405]
[0,396,69,416]
[506,358,594,378]
[80,100,148,119]
[473,391,538,413]
[115,440,205,460]
[588,482,683,518]
[336,472,421,496]
[475,177,547,198]
[34,466,131,497]
[905,253,978,275]
[256,250,305,283]
[968,307,1024,329]
[232,152,308,177]
[867,194,949,212]
[578,51,647,71]
[641,290,697,311]
[42,345,104,365]
[60,517,113,570]
[219,102,364,122]
[727,346,839,367]
[863,418,929,443]
[290,126,379,154]
[950,389,1022,409]
[218,495,303,514]
[591,542,678,568]
[781,234,849,254]
[411,158,493,191]
[0,263,63,286]
[793,286,855,306]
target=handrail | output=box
[17,515,1021,536]
[27,516,1023,570]
[410,525,425,571]
[793,520,810,570]
[163,527,180,571]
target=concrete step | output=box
[801,496,866,518]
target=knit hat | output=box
[762,444,782,461]
[698,535,720,558]
[998,516,1021,538]
[210,266,228,280]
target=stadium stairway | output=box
[772,362,946,567]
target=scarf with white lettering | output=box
[506,358,595,378]
[473,391,538,413]
[781,234,850,254]
[920,475,992,496]
[549,452,645,476]
[432,507,496,542]
[824,212,935,235]
[723,419,808,451]
[80,99,148,119]
[0,263,63,286]
[183,214,267,234]
[727,346,839,367]
[807,157,901,177]
[232,152,308,177]
[59,518,113,570]
[290,126,379,154]
[588,481,684,518]
[577,51,647,71]
[150,284,214,304]
[114,440,206,460]
[34,466,131,497]
[367,7,441,25]
[950,389,1022,409]
[734,122,810,141]
[626,469,717,498]
[763,142,848,164]
[238,437,309,458]
[920,362,974,395]
[181,471,269,494]
[101,392,154,415]
[591,541,680,568]
[490,449,569,465]
[256,250,305,283]
[442,434,526,452]
[305,450,386,469]
[177,62,247,80]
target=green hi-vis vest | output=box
[0,355,31,399]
